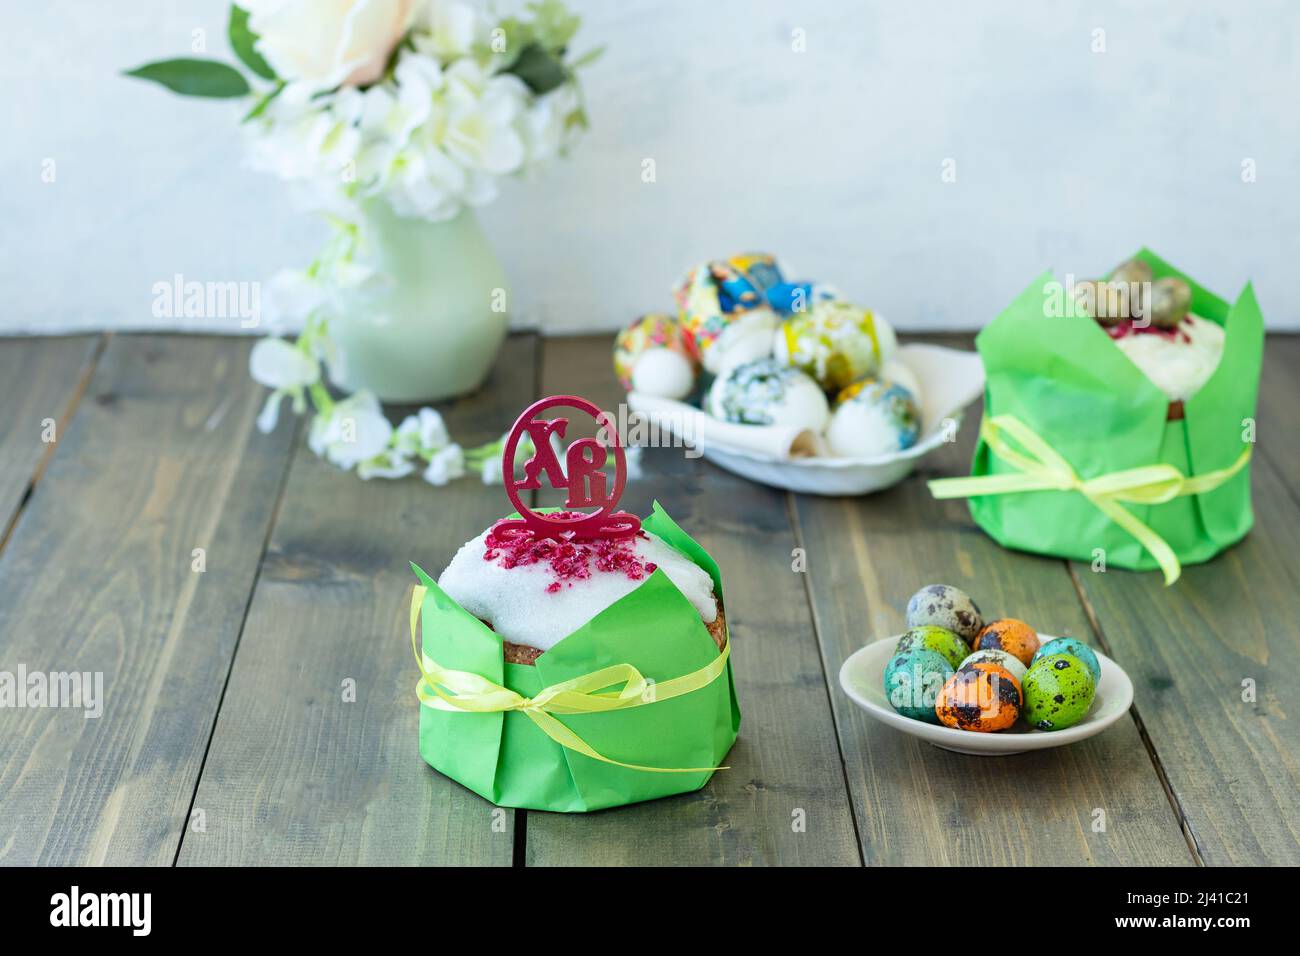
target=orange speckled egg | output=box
[936,665,1023,732]
[974,618,1040,667]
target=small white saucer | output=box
[838,634,1135,755]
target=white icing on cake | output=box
[437,528,717,653]
[1113,313,1226,402]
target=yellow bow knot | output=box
[410,586,730,773]
[928,415,1251,586]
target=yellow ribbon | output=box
[410,586,731,773]
[928,415,1251,586]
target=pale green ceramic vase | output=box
[329,201,509,403]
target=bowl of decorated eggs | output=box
[613,253,986,496]
[839,584,1134,755]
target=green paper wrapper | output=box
[968,249,1262,572]
[412,502,741,812]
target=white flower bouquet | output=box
[127,0,598,484]
[129,0,595,221]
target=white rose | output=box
[245,0,423,92]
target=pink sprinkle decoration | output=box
[484,514,655,593]
[1104,315,1192,344]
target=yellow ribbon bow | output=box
[928,415,1251,586]
[410,586,731,773]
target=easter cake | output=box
[1076,257,1226,405]
[410,394,740,812]
[942,249,1261,583]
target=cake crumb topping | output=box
[484,513,658,593]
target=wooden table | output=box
[1,332,1296,867]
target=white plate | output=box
[700,412,963,495]
[838,634,1135,755]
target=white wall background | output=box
[2,0,1297,335]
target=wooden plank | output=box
[0,336,102,549]
[524,335,861,866]
[1257,334,1300,501]
[0,335,297,865]
[177,336,537,866]
[1071,436,1300,865]
[794,334,1193,866]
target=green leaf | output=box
[491,16,536,69]
[123,58,251,98]
[564,107,589,132]
[527,0,581,51]
[568,45,605,70]
[242,81,285,122]
[229,5,277,81]
[506,42,567,95]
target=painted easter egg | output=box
[883,647,954,724]
[905,584,984,643]
[1022,654,1096,731]
[974,618,1041,667]
[895,624,970,670]
[958,647,1027,685]
[773,299,898,391]
[674,254,783,373]
[825,378,920,458]
[612,313,697,399]
[935,664,1022,732]
[707,357,829,431]
[1033,637,1101,684]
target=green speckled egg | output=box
[1023,654,1096,730]
[1033,637,1101,684]
[905,584,984,642]
[895,625,969,670]
[883,648,953,723]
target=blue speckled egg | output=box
[883,648,954,723]
[1033,638,1101,684]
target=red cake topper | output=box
[495,395,641,541]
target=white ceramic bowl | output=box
[699,343,984,496]
[700,412,964,495]
[838,634,1134,755]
